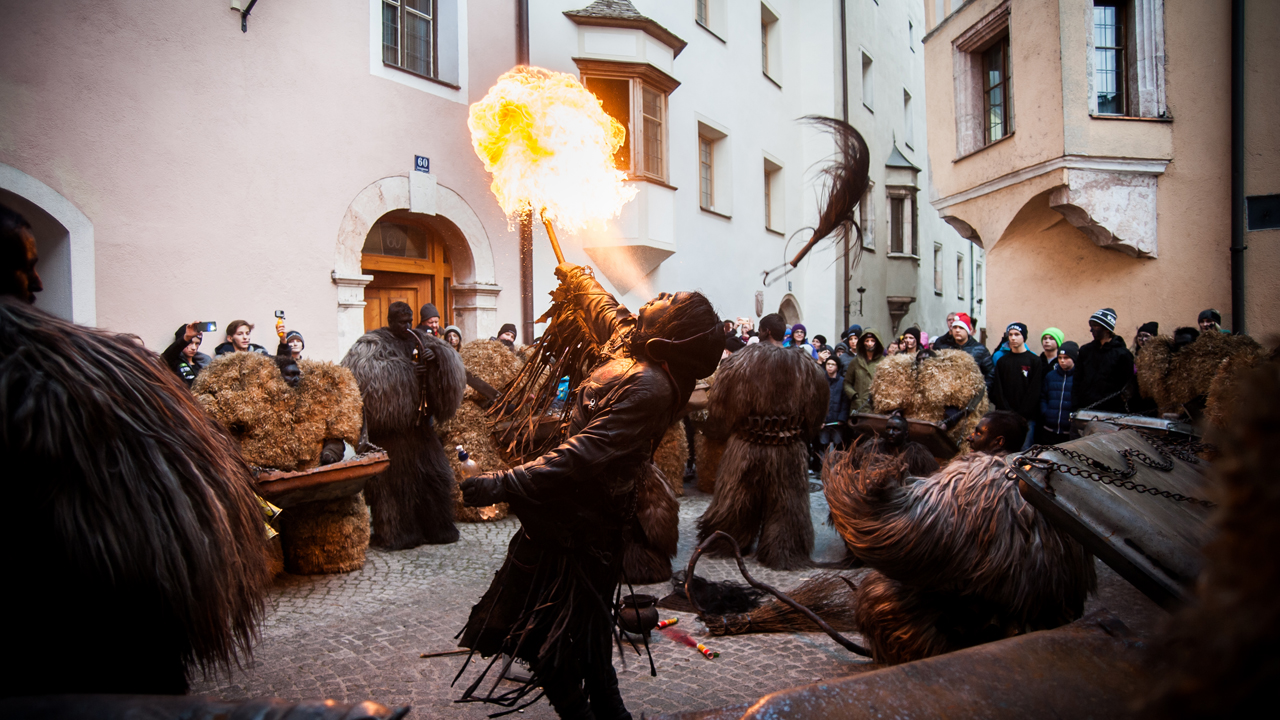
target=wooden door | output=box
[363,272,427,332]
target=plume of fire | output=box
[468,66,636,231]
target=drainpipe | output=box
[517,0,535,343]
[1230,0,1245,333]
[840,0,851,331]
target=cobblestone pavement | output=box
[193,481,1163,718]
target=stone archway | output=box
[778,293,803,325]
[0,163,95,324]
[333,175,501,355]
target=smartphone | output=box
[274,310,286,319]
[196,321,217,333]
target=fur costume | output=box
[653,421,689,497]
[192,354,363,471]
[0,298,268,695]
[1139,332,1266,415]
[823,448,1095,665]
[871,350,989,454]
[1205,346,1277,429]
[1141,354,1280,717]
[438,339,522,522]
[342,327,465,549]
[696,343,828,570]
[694,431,726,494]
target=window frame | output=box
[382,0,439,82]
[903,89,915,149]
[761,3,781,84]
[861,50,875,112]
[1092,0,1127,115]
[952,1,1014,157]
[933,243,944,295]
[956,252,966,300]
[859,181,876,250]
[578,60,680,185]
[699,135,714,211]
[982,35,1013,145]
[763,155,784,233]
[886,186,918,257]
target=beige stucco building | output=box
[923,0,1279,345]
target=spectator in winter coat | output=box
[214,320,270,356]
[900,327,922,356]
[843,328,885,412]
[1198,309,1226,334]
[932,313,960,350]
[990,322,1044,449]
[1074,308,1134,413]
[417,303,441,335]
[945,313,995,390]
[161,323,212,387]
[1040,327,1065,366]
[1037,341,1078,444]
[786,323,818,358]
[817,357,850,453]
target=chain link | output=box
[1010,430,1217,509]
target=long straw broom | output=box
[701,573,859,636]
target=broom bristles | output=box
[702,573,858,636]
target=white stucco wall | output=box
[529,0,843,338]
[0,0,521,360]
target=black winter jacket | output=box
[1039,363,1074,435]
[1073,336,1133,413]
[991,350,1043,421]
[955,336,995,388]
[160,326,211,387]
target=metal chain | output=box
[1010,430,1217,509]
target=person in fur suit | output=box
[342,301,466,549]
[1137,329,1264,420]
[696,340,829,570]
[822,412,1096,666]
[1141,351,1280,718]
[456,264,723,720]
[870,348,989,456]
[0,296,269,696]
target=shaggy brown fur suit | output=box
[192,353,363,471]
[342,327,466,550]
[824,447,1096,665]
[696,343,828,570]
[0,299,268,696]
[1141,353,1280,717]
[1137,331,1266,420]
[870,350,989,455]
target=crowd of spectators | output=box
[718,303,1240,458]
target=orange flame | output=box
[469,66,636,231]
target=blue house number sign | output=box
[415,156,430,173]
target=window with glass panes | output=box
[1093,1,1126,114]
[382,0,436,79]
[581,66,674,183]
[983,36,1012,143]
[697,0,708,26]
[642,88,664,179]
[699,136,714,210]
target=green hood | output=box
[857,328,885,360]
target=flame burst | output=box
[469,67,636,231]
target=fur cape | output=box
[1137,332,1265,413]
[0,299,268,695]
[622,461,681,584]
[192,353,363,471]
[342,328,466,549]
[871,350,989,454]
[438,339,522,522]
[696,343,828,570]
[823,448,1095,665]
[1141,354,1280,717]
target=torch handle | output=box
[539,209,566,265]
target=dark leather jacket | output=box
[493,272,686,547]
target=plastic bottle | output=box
[457,446,480,478]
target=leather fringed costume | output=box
[457,267,721,720]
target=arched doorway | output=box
[360,211,454,332]
[0,163,95,324]
[333,175,503,356]
[778,293,803,325]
